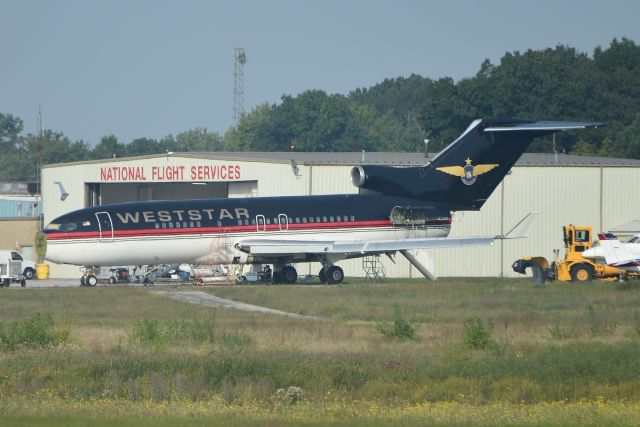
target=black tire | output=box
[319,268,327,284]
[272,271,283,284]
[570,263,594,283]
[326,266,344,284]
[80,275,86,286]
[282,266,297,284]
[86,275,98,287]
[108,276,116,285]
[529,261,546,286]
[23,268,36,280]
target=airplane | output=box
[43,118,602,285]
[582,233,640,272]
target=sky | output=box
[1,0,639,145]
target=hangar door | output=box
[85,181,257,206]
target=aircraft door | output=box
[95,212,114,242]
[278,214,288,231]
[256,215,266,232]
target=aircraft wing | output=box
[591,239,639,267]
[236,212,538,256]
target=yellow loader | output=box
[512,225,624,285]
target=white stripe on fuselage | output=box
[45,226,450,266]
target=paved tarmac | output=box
[2,278,321,320]
[154,290,321,320]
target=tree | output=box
[92,135,126,160]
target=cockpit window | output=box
[625,236,639,243]
[44,222,77,232]
[45,223,61,231]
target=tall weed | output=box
[462,318,493,349]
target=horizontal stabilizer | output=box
[484,121,604,132]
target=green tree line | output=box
[2,38,639,182]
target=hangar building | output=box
[42,152,640,279]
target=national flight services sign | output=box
[98,163,242,182]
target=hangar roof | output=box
[43,151,640,168]
[181,151,640,167]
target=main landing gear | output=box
[319,266,344,284]
[272,265,298,284]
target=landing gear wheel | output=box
[570,263,594,283]
[80,275,86,286]
[108,276,116,285]
[23,268,35,280]
[326,266,344,284]
[282,266,297,284]
[319,268,327,284]
[86,275,98,287]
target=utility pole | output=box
[233,48,247,131]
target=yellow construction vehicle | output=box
[512,225,624,284]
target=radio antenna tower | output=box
[233,48,247,131]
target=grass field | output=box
[1,278,640,426]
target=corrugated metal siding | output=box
[602,168,640,231]
[311,166,357,195]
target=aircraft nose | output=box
[582,247,601,259]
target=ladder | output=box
[362,255,386,282]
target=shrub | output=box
[462,318,493,349]
[375,306,418,341]
[0,313,72,351]
[275,386,303,405]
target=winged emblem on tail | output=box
[436,158,499,186]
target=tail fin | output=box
[352,119,603,210]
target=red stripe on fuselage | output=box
[45,219,451,241]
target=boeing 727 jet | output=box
[43,119,602,285]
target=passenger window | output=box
[155,223,160,229]
[169,222,174,228]
[197,221,201,227]
[190,221,194,227]
[337,216,342,222]
[11,252,22,261]
[67,223,77,232]
[251,219,256,225]
[309,217,314,223]
[322,216,327,222]
[217,220,222,227]
[316,217,321,223]
[161,223,167,229]
[330,216,334,222]
[266,219,271,224]
[350,215,355,221]
[302,217,307,223]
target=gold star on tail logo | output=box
[436,158,499,186]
